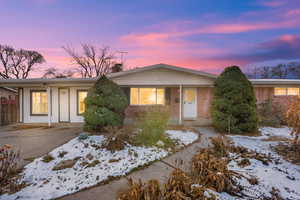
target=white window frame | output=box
[30,90,48,116]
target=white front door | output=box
[183,88,197,119]
[59,88,69,122]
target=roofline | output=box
[250,79,300,85]
[107,63,218,79]
[0,87,17,93]
[0,77,97,84]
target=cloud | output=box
[259,0,286,8]
[211,34,300,65]
[29,0,57,5]
[122,32,300,73]
[286,9,300,16]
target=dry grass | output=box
[230,145,272,166]
[118,169,217,200]
[0,145,26,195]
[191,149,241,195]
[163,169,214,200]
[101,126,134,153]
[210,136,230,157]
[118,178,162,200]
[42,154,55,163]
[262,136,290,142]
[237,158,251,168]
[273,143,300,165]
[118,136,269,200]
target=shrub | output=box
[212,66,258,134]
[42,154,55,163]
[286,97,300,144]
[257,99,285,127]
[83,75,128,131]
[0,144,24,195]
[134,107,174,148]
[78,133,89,140]
[101,126,134,152]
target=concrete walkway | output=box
[60,127,219,200]
[0,125,82,166]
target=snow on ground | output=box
[259,126,293,139]
[225,127,300,200]
[166,130,199,146]
[0,130,198,200]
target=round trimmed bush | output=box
[212,66,258,134]
[83,75,128,131]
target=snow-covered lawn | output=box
[213,127,300,200]
[0,130,198,200]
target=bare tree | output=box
[260,66,272,78]
[271,64,288,78]
[63,44,116,78]
[0,44,45,79]
[42,67,75,79]
[110,63,123,73]
[246,66,272,78]
[247,62,300,79]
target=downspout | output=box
[47,86,52,127]
[179,85,182,125]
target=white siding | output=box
[112,68,215,86]
[19,88,23,123]
[22,87,89,123]
[70,87,90,123]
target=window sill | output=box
[275,95,299,96]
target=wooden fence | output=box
[0,97,18,126]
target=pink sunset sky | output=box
[1,0,300,77]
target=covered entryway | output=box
[183,88,197,119]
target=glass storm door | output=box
[183,88,197,118]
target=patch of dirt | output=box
[166,125,200,133]
[86,160,100,168]
[10,125,51,131]
[52,159,77,171]
[262,136,290,142]
[273,143,300,165]
[228,131,261,137]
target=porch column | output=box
[47,87,52,127]
[179,85,182,125]
[18,88,23,123]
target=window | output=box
[274,88,287,96]
[77,90,88,115]
[130,88,165,105]
[287,88,299,96]
[31,91,48,115]
[274,87,300,96]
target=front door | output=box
[59,88,69,122]
[183,88,197,119]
